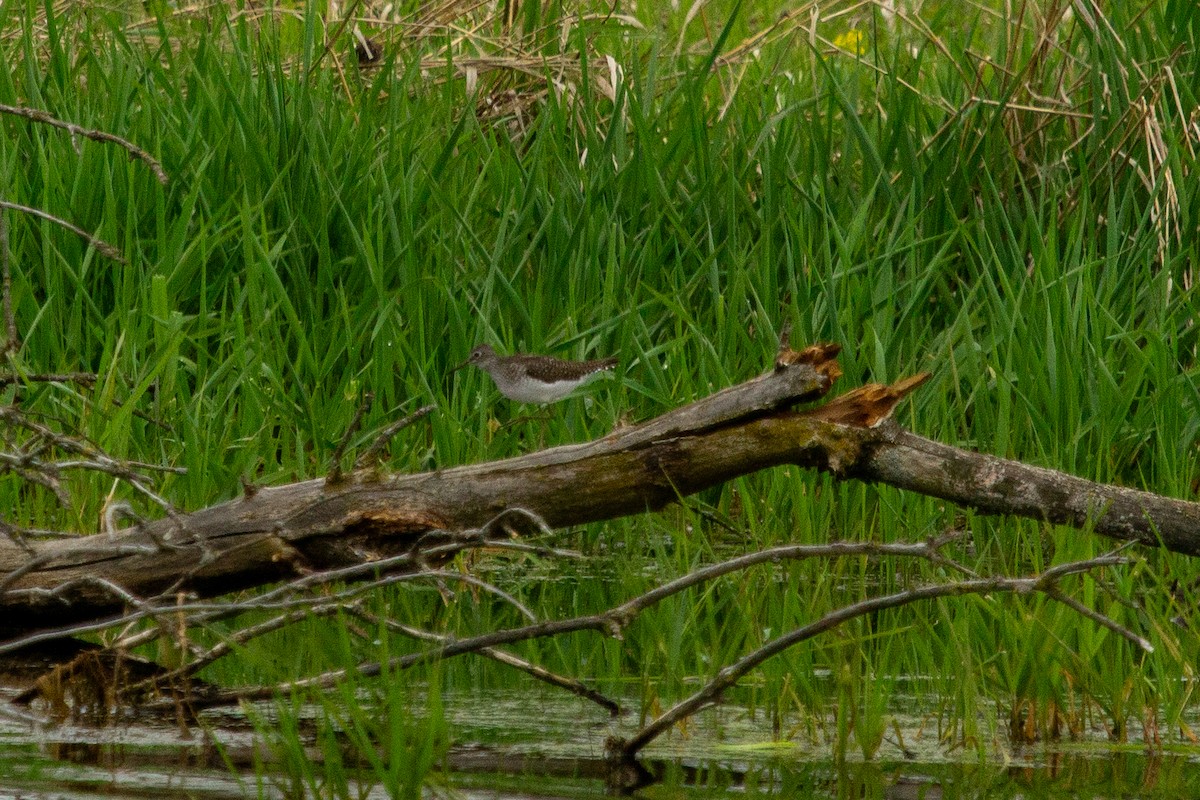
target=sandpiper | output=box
[454,343,618,404]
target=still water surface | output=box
[0,686,1197,798]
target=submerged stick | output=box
[144,539,963,713]
[610,552,1144,769]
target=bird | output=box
[454,343,618,404]
[101,499,142,540]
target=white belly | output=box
[499,375,589,404]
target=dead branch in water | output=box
[0,332,1192,790]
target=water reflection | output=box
[0,686,1198,798]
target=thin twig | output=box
[121,601,357,697]
[353,404,436,469]
[0,201,125,263]
[110,517,549,655]
[0,103,169,185]
[307,0,365,81]
[1044,586,1154,653]
[100,534,504,654]
[353,608,622,716]
[0,404,177,519]
[0,535,169,597]
[616,553,1140,758]
[476,539,583,560]
[165,539,965,709]
[0,207,14,353]
[0,519,35,554]
[327,391,372,484]
[1,562,437,660]
[0,372,97,387]
[477,506,554,540]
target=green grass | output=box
[1,0,1198,790]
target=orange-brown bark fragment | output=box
[804,373,931,428]
[776,341,843,385]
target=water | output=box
[1,686,1198,798]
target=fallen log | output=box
[0,343,1196,643]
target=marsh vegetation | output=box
[0,0,1197,795]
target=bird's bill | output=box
[450,358,471,373]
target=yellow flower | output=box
[832,29,866,55]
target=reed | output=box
[0,0,1195,791]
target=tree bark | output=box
[0,347,1196,640]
